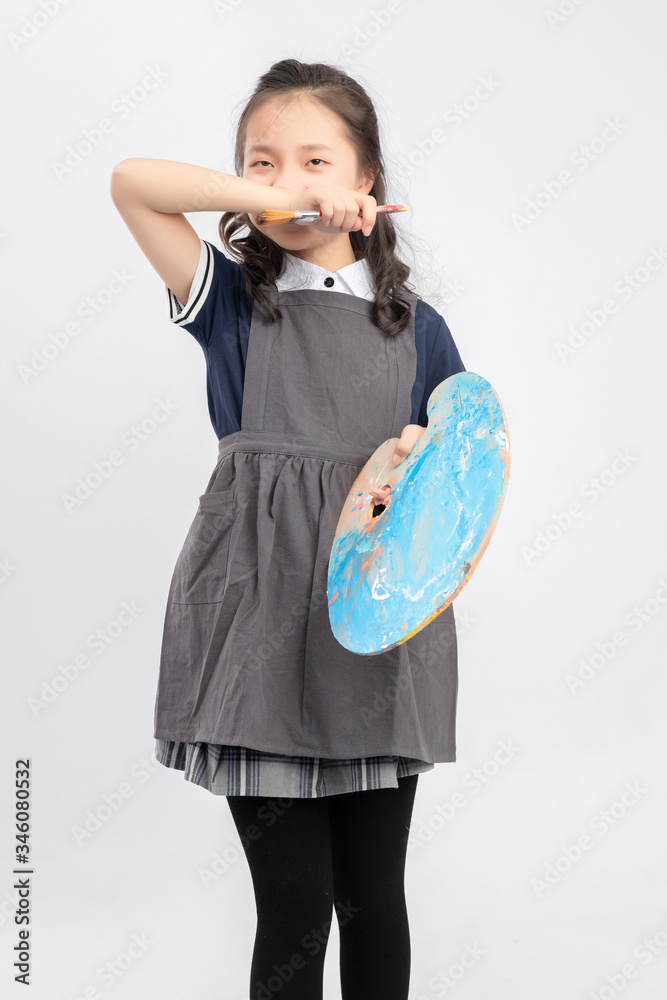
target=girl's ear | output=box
[359,170,378,195]
[357,162,379,194]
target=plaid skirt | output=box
[154,739,435,798]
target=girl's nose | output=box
[273,173,305,191]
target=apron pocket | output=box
[170,489,236,604]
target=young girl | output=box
[111,58,465,1000]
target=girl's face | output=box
[242,94,373,254]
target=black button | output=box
[323,276,335,287]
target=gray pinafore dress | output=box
[154,282,458,797]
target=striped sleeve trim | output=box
[165,238,214,327]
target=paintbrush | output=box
[256,204,409,225]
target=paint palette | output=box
[327,372,510,655]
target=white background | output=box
[2,1,666,998]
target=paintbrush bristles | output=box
[256,209,308,225]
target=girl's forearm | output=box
[110,158,293,215]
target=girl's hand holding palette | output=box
[327,372,511,655]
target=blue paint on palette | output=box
[327,372,510,655]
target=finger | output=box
[370,489,391,505]
[369,482,391,497]
[391,441,409,465]
[318,196,335,227]
[344,198,362,232]
[391,425,423,465]
[329,195,348,230]
[362,195,377,237]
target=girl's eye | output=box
[249,159,327,168]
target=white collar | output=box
[276,252,375,301]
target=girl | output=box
[110,58,465,1000]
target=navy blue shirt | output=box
[165,239,466,439]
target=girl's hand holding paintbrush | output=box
[255,185,409,237]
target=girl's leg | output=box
[225,794,334,1000]
[327,773,419,1000]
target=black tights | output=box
[226,773,419,1000]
